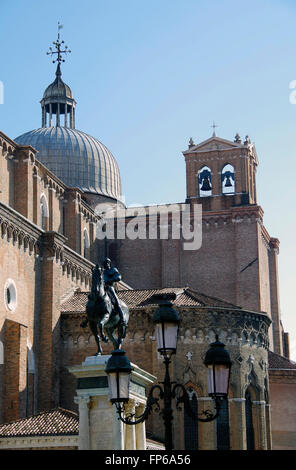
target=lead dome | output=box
[15,49,123,205]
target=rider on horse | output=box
[80,258,126,328]
[103,258,126,327]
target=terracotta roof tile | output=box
[61,287,240,312]
[268,351,296,370]
[0,408,78,438]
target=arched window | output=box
[26,345,35,417]
[198,166,212,197]
[216,399,230,449]
[0,340,4,365]
[83,228,90,259]
[245,388,255,450]
[184,387,199,450]
[221,164,235,195]
[40,194,49,230]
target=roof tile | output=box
[0,408,78,438]
[61,287,240,312]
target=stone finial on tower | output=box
[188,137,195,148]
[234,133,242,144]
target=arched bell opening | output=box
[221,164,235,195]
[198,166,212,197]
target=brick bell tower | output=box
[183,131,258,211]
[182,129,287,357]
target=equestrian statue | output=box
[80,258,129,355]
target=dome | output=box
[43,78,73,100]
[14,126,122,201]
[42,64,74,101]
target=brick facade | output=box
[0,128,294,450]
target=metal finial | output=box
[46,23,71,66]
[211,121,218,137]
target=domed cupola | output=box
[40,31,76,128]
[15,27,123,205]
[41,63,76,128]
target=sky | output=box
[0,0,295,360]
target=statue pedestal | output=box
[69,355,156,450]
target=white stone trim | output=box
[4,278,17,312]
[0,435,78,449]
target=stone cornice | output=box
[63,244,94,272]
[0,201,42,240]
[0,435,78,449]
[200,204,264,220]
[0,202,94,277]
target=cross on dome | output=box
[46,22,71,67]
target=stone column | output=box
[70,107,73,128]
[42,106,46,127]
[49,104,52,127]
[64,104,68,127]
[268,238,283,355]
[135,402,146,450]
[265,404,272,450]
[69,356,156,450]
[74,395,90,450]
[253,401,267,450]
[125,400,136,450]
[229,398,247,450]
[56,103,60,126]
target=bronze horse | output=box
[83,265,129,355]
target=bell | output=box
[224,175,232,187]
[200,176,211,191]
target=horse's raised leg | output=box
[98,322,109,343]
[89,320,102,355]
[104,326,119,350]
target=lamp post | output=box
[105,294,232,450]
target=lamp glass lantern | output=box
[204,337,232,398]
[153,301,180,359]
[105,350,133,403]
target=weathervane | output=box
[46,23,71,65]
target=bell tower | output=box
[183,132,258,211]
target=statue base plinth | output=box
[68,354,156,450]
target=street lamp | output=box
[105,349,133,404]
[105,294,232,450]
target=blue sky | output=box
[0,0,295,359]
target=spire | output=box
[55,63,62,79]
[41,24,76,129]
